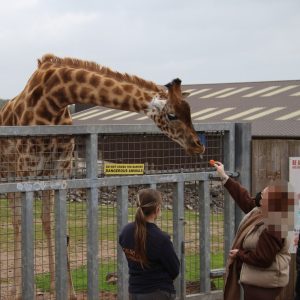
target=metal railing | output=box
[0,123,251,300]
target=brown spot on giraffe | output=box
[135,89,142,97]
[89,74,101,87]
[143,92,152,102]
[133,100,141,112]
[75,70,87,83]
[52,87,68,107]
[69,84,79,102]
[100,95,109,106]
[46,96,61,114]
[43,69,56,84]
[45,73,61,93]
[89,94,97,103]
[123,84,134,93]
[113,99,119,107]
[112,86,123,95]
[21,110,34,124]
[28,72,43,93]
[59,68,73,83]
[29,86,44,106]
[120,95,131,111]
[104,79,114,87]
[35,104,54,122]
[3,113,13,125]
[79,87,93,100]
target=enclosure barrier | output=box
[0,123,251,300]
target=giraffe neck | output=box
[24,55,167,120]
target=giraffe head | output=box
[147,78,205,155]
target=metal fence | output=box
[0,123,251,300]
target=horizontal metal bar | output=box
[208,171,240,180]
[210,268,225,278]
[0,171,221,193]
[0,123,235,136]
[186,291,223,300]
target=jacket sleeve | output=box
[159,237,180,280]
[237,229,283,268]
[297,233,300,271]
[224,178,256,214]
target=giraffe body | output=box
[0,54,205,299]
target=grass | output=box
[35,260,117,293]
[185,252,224,278]
[35,253,225,293]
[0,199,119,248]
[1,198,225,291]
[1,199,222,244]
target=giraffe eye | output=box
[167,113,177,121]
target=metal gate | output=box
[0,123,251,300]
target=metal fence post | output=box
[55,189,67,300]
[235,123,251,229]
[199,181,210,293]
[21,191,34,300]
[173,181,185,299]
[117,185,129,300]
[223,128,236,261]
[86,133,99,299]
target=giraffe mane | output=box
[38,54,166,94]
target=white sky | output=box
[0,0,300,99]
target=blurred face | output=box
[260,185,295,238]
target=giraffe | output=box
[0,54,205,299]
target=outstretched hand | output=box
[213,161,229,181]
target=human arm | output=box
[297,233,300,271]
[214,161,255,214]
[159,237,180,280]
[236,229,283,268]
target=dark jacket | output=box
[119,222,180,294]
[296,233,300,299]
[297,233,300,271]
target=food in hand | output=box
[209,159,215,166]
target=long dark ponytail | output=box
[134,188,162,267]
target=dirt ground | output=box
[0,290,117,300]
[0,239,118,299]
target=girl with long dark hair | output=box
[119,188,179,300]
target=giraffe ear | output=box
[164,82,172,89]
[182,92,191,99]
[165,78,183,103]
[172,78,182,86]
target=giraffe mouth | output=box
[184,136,206,155]
[186,145,206,156]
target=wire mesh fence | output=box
[97,132,224,175]
[0,123,243,300]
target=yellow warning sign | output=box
[104,163,144,175]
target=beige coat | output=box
[239,211,290,288]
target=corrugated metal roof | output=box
[72,80,300,137]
